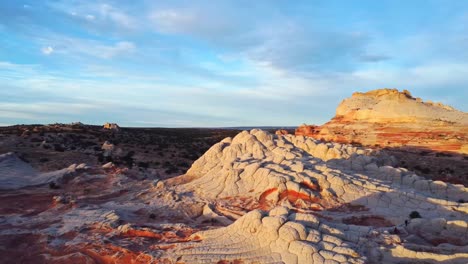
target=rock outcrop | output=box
[296,88,468,154]
[0,152,85,189]
[103,122,120,131]
[162,129,468,263]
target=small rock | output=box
[102,162,114,169]
[76,163,87,170]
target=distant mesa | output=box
[103,122,120,131]
[296,88,468,154]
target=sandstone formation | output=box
[296,89,468,154]
[276,129,289,135]
[165,130,468,263]
[0,130,467,263]
[103,122,120,131]
[0,152,87,189]
[101,141,115,157]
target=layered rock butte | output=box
[296,89,468,154]
[1,129,467,263]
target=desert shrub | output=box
[409,211,422,219]
[165,165,179,174]
[138,162,149,168]
[122,156,134,168]
[48,182,59,189]
[39,158,49,163]
[421,167,431,174]
[414,165,431,174]
[436,152,453,157]
[177,161,190,168]
[53,144,65,152]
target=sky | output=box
[0,0,467,127]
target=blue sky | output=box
[0,0,467,127]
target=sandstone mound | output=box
[171,209,364,264]
[335,89,465,123]
[0,152,81,189]
[296,88,468,154]
[160,129,468,263]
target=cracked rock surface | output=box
[157,129,467,264]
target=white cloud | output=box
[149,9,197,33]
[85,14,95,21]
[49,1,138,30]
[148,5,246,39]
[0,110,37,120]
[41,46,54,55]
[34,33,136,59]
[91,41,134,58]
[97,3,136,29]
[352,63,468,88]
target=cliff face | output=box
[296,88,468,154]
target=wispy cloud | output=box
[49,1,139,30]
[35,34,136,59]
[359,54,391,62]
[41,46,54,55]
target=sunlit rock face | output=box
[1,130,467,264]
[166,129,468,263]
[296,88,468,154]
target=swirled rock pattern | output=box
[157,129,467,263]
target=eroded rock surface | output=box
[164,129,467,263]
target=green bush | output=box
[409,211,421,219]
